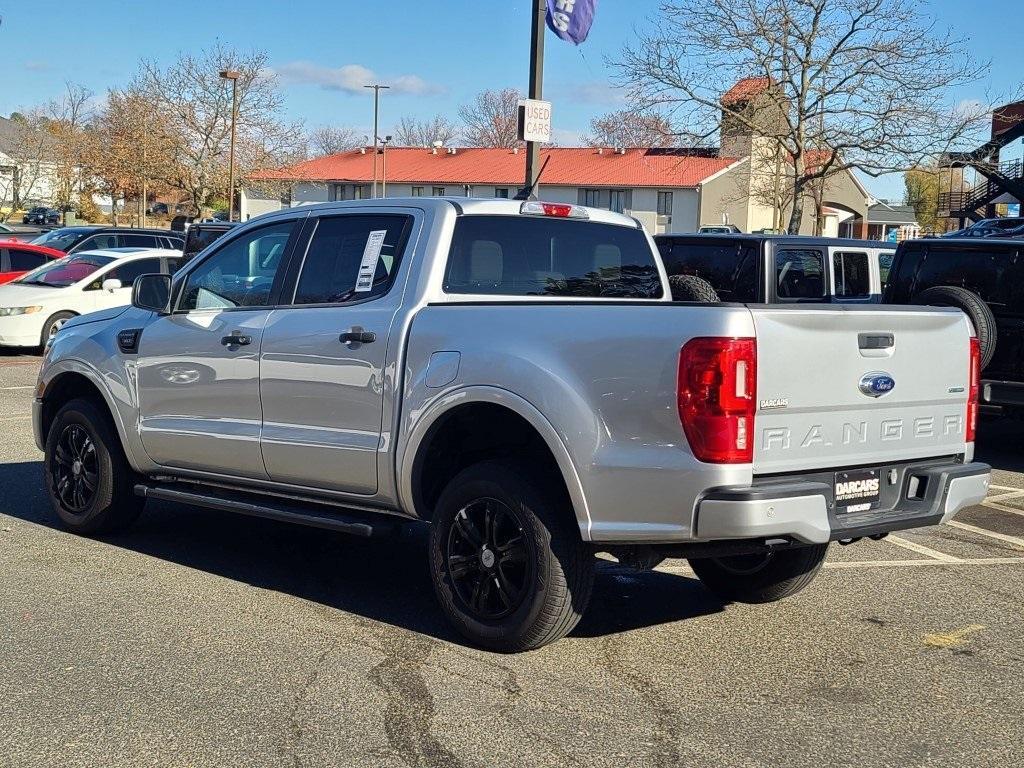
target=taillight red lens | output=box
[678,337,757,463]
[967,336,980,442]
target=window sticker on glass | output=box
[355,230,388,292]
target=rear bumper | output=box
[981,379,1024,409]
[695,460,990,545]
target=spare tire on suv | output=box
[669,274,720,303]
[913,285,996,369]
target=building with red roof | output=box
[242,78,871,237]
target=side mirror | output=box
[101,278,123,293]
[132,273,172,314]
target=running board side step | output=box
[134,483,396,538]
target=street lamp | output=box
[219,69,240,221]
[364,84,390,198]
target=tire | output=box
[39,311,76,348]
[44,398,144,535]
[669,274,720,303]
[914,285,996,369]
[688,544,828,604]
[429,461,594,652]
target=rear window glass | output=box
[833,251,870,298]
[894,244,1022,311]
[659,240,758,302]
[445,215,663,299]
[775,248,825,300]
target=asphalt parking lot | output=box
[1,353,1022,768]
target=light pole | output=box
[364,84,390,198]
[523,0,546,195]
[219,69,240,221]
[380,135,392,198]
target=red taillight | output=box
[678,337,757,463]
[541,203,572,217]
[967,336,980,442]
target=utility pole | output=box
[524,0,546,194]
[364,84,390,198]
[219,69,241,221]
[380,135,392,198]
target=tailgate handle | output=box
[859,333,894,350]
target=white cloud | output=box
[272,61,445,96]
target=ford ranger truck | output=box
[33,198,991,652]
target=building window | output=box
[581,188,602,208]
[433,187,445,196]
[329,184,344,202]
[657,191,673,216]
[411,186,423,197]
[495,188,509,199]
[353,185,370,200]
[609,189,629,213]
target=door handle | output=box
[221,332,252,347]
[340,329,376,344]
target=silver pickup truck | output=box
[33,198,990,651]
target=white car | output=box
[0,248,183,348]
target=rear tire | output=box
[44,398,143,535]
[914,285,996,369]
[429,461,594,652]
[669,274,720,303]
[688,544,828,603]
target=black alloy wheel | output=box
[446,498,533,621]
[51,423,99,514]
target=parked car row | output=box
[940,216,1024,239]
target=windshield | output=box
[445,215,663,298]
[14,254,115,287]
[30,228,88,251]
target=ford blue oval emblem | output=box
[859,372,895,398]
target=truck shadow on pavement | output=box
[0,460,725,647]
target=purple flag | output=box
[545,0,596,45]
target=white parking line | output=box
[0,385,34,391]
[947,520,1024,550]
[825,558,1024,569]
[981,498,1024,519]
[989,484,1024,492]
[886,535,961,562]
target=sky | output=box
[0,0,1020,201]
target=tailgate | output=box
[751,305,972,475]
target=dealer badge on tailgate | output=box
[835,469,881,513]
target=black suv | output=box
[23,207,61,225]
[883,237,1024,412]
[28,226,184,254]
[182,221,239,262]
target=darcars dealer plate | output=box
[835,469,881,512]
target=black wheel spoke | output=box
[448,553,476,580]
[497,536,526,565]
[494,569,516,608]
[81,469,98,492]
[54,443,73,468]
[51,424,98,514]
[483,504,495,548]
[454,510,484,548]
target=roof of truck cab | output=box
[262,197,643,228]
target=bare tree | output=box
[309,125,362,156]
[614,0,990,233]
[394,114,458,147]
[132,44,305,214]
[459,88,522,148]
[0,111,53,220]
[586,109,677,147]
[45,82,95,213]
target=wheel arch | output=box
[398,386,592,540]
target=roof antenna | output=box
[513,154,551,201]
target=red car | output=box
[0,241,66,284]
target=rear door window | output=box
[832,251,871,298]
[119,233,160,248]
[8,248,49,271]
[660,240,759,302]
[445,215,663,298]
[292,215,411,304]
[878,252,895,291]
[775,248,825,300]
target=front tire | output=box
[429,461,594,652]
[688,544,828,604]
[44,398,143,535]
